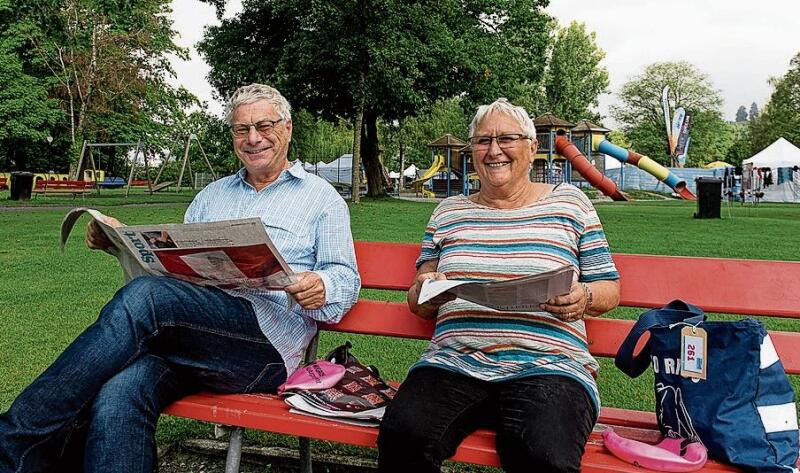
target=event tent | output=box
[742,138,800,202]
[743,138,800,169]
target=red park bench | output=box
[32,180,94,198]
[0,177,7,191]
[164,241,800,473]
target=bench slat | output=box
[321,300,800,374]
[354,242,800,318]
[164,393,743,472]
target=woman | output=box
[377,99,621,473]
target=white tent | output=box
[403,164,418,179]
[305,154,354,185]
[742,138,800,202]
[743,138,800,168]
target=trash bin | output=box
[694,177,722,219]
[9,172,34,201]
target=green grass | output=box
[1,195,799,468]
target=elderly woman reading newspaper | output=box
[377,99,621,473]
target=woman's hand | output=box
[540,282,589,322]
[407,261,455,319]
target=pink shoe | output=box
[277,360,346,394]
[603,428,708,472]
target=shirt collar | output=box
[235,160,307,187]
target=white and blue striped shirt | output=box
[184,162,360,373]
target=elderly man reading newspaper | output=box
[0,84,361,473]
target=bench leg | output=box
[224,426,244,473]
[299,437,313,473]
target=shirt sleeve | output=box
[301,199,361,323]
[577,200,619,282]
[415,209,441,269]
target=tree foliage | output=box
[749,102,760,122]
[610,61,728,166]
[748,52,800,152]
[543,21,608,122]
[0,0,204,174]
[198,0,553,195]
[735,106,748,123]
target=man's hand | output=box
[284,272,326,310]
[86,217,122,254]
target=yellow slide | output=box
[412,155,447,198]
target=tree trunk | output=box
[361,110,386,197]
[351,99,364,204]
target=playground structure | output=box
[413,113,696,201]
[411,134,472,198]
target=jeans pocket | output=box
[245,362,287,394]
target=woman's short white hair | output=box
[225,83,292,125]
[468,98,536,139]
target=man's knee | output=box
[99,276,169,325]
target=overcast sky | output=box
[169,0,799,123]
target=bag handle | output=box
[614,300,705,378]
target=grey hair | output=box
[468,98,536,139]
[225,83,292,126]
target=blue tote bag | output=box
[615,300,799,472]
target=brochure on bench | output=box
[418,265,576,312]
[60,208,297,294]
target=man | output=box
[0,84,361,473]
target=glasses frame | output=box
[469,133,530,149]
[230,118,285,137]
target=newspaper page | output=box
[418,265,576,312]
[60,208,296,292]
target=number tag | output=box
[680,325,707,380]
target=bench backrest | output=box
[320,241,800,374]
[36,180,92,188]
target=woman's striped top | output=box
[411,184,619,414]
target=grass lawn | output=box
[1,193,799,467]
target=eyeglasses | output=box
[230,118,284,136]
[469,134,529,149]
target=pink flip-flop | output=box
[277,360,346,394]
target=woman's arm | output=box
[407,259,456,320]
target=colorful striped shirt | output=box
[184,162,360,373]
[412,184,619,414]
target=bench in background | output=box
[32,180,94,198]
[164,241,800,473]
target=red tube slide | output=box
[554,136,629,201]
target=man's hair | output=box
[468,98,536,139]
[225,83,292,125]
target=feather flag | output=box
[670,107,686,155]
[661,85,672,153]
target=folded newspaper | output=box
[418,265,576,312]
[60,208,297,296]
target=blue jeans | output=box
[0,277,288,473]
[377,367,596,473]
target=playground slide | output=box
[554,136,629,201]
[412,154,446,185]
[595,139,696,200]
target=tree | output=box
[749,102,760,122]
[198,0,553,196]
[610,61,726,166]
[0,0,63,170]
[748,52,800,153]
[735,105,748,123]
[544,21,609,122]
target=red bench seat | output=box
[164,241,800,472]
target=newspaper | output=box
[60,208,297,296]
[418,265,576,312]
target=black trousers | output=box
[377,366,596,473]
